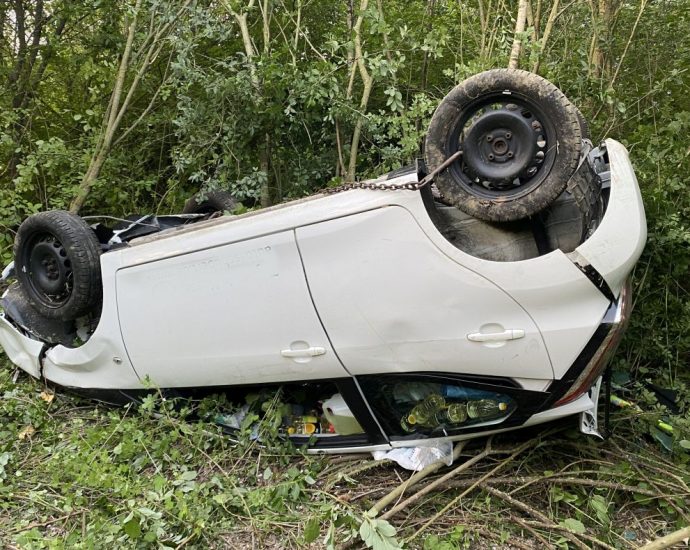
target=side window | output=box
[358,376,519,439]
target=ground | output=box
[0,360,688,550]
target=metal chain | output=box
[322,150,463,195]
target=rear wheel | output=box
[14,211,102,320]
[425,69,582,222]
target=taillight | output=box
[554,279,632,406]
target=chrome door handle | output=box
[281,346,326,358]
[467,329,525,342]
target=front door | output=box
[116,230,349,387]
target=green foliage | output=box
[359,511,401,550]
[0,0,690,542]
[0,366,350,547]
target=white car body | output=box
[0,139,646,452]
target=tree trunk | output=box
[224,0,272,206]
[508,0,529,69]
[346,0,373,181]
[532,0,560,73]
[70,0,191,213]
[70,1,140,213]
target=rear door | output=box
[116,230,349,387]
[296,206,554,380]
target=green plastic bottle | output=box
[466,399,508,420]
[424,393,445,411]
[407,404,432,426]
[446,402,468,423]
[434,402,468,425]
[400,414,416,432]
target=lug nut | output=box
[505,132,512,139]
[488,153,495,160]
[486,135,493,142]
[507,152,514,158]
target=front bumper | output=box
[572,139,647,298]
[0,313,44,378]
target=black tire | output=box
[182,190,237,215]
[14,210,102,320]
[425,69,582,222]
[574,106,591,141]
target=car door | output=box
[116,230,350,387]
[296,206,554,380]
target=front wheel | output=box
[425,69,583,222]
[14,210,102,320]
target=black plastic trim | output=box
[572,261,616,302]
[357,372,547,441]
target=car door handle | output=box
[281,347,327,358]
[467,329,525,342]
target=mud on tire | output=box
[14,210,102,320]
[425,69,582,222]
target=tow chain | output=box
[322,150,463,195]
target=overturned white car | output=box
[0,70,646,453]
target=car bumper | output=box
[572,139,647,297]
[0,313,44,378]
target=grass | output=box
[1,359,689,549]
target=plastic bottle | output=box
[407,404,432,426]
[424,393,446,411]
[447,402,469,423]
[286,415,320,435]
[433,403,467,425]
[466,399,508,420]
[400,414,416,432]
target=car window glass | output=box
[359,377,516,438]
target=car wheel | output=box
[182,190,237,215]
[14,210,102,320]
[425,69,582,222]
[574,105,591,141]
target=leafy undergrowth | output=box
[1,363,689,550]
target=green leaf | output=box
[360,519,374,545]
[373,518,397,538]
[180,470,198,481]
[303,517,320,543]
[560,518,586,534]
[123,518,141,539]
[679,440,690,450]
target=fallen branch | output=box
[521,519,620,550]
[381,438,494,520]
[367,441,467,516]
[445,475,671,499]
[7,511,81,535]
[480,485,608,550]
[638,526,690,550]
[510,514,556,550]
[406,437,539,541]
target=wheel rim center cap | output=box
[462,109,539,184]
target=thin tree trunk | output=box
[70,0,191,213]
[261,0,271,54]
[346,0,373,181]
[70,0,141,213]
[292,0,301,52]
[508,0,529,69]
[532,0,560,73]
[420,0,436,92]
[224,0,273,206]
